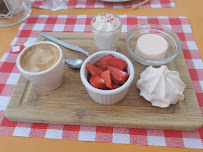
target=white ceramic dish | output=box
[80,51,134,105]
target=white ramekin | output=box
[80,51,135,105]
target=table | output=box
[0,0,202,151]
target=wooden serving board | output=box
[5,33,203,131]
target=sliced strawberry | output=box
[99,70,112,89]
[107,66,129,83]
[106,58,127,70]
[90,75,105,89]
[86,62,103,76]
[95,54,114,70]
[112,84,120,89]
[112,75,124,85]
[103,86,111,90]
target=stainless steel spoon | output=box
[64,58,83,69]
[41,33,90,56]
[40,33,90,69]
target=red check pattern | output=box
[31,0,175,9]
[0,15,203,149]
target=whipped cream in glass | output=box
[91,13,122,51]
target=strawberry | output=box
[106,58,127,70]
[112,75,124,85]
[112,84,120,89]
[107,66,129,83]
[99,70,112,89]
[95,54,114,70]
[103,86,111,90]
[90,75,105,89]
[86,62,103,76]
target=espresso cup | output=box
[16,41,64,90]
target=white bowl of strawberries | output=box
[80,51,134,105]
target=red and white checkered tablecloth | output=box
[31,0,175,9]
[0,15,203,149]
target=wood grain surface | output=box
[5,32,203,131]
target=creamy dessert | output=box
[91,13,122,51]
[135,34,168,60]
[136,65,186,108]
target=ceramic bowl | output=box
[80,51,134,105]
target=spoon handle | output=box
[41,33,90,57]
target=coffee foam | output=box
[21,44,60,73]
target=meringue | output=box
[136,65,186,108]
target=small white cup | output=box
[16,41,65,90]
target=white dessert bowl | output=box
[90,13,122,51]
[126,24,181,66]
[80,51,134,105]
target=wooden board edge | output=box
[40,32,127,40]
[5,76,29,118]
[36,34,46,42]
[174,49,202,115]
[6,112,203,131]
[5,103,203,131]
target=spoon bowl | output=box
[64,58,83,68]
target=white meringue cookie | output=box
[136,65,186,108]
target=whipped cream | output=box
[91,14,122,51]
[136,65,186,108]
[135,34,168,60]
[92,14,120,31]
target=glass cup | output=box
[0,0,31,27]
[43,0,66,11]
[91,13,122,51]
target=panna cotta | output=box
[135,34,168,60]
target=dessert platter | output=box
[5,13,203,131]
